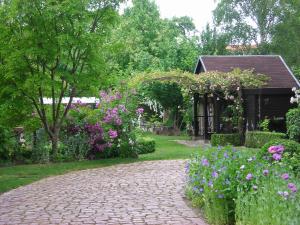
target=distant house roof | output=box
[195,55,300,89]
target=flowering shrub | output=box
[62,90,143,159]
[187,144,300,225]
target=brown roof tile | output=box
[198,55,300,88]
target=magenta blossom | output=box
[268,145,284,154]
[288,183,297,193]
[136,107,144,114]
[281,173,289,180]
[272,153,282,161]
[246,173,253,180]
[108,129,118,139]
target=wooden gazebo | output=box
[193,55,300,140]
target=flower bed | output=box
[186,143,300,225]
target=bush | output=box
[260,139,300,174]
[245,131,286,148]
[211,133,242,146]
[286,108,300,142]
[0,126,14,161]
[136,137,156,154]
[61,132,90,161]
[187,145,300,225]
[31,129,50,163]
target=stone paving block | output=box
[0,160,207,225]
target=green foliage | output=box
[245,131,286,148]
[286,108,300,142]
[259,118,270,132]
[0,126,14,161]
[235,166,300,225]
[214,0,281,51]
[211,133,242,146]
[31,129,50,163]
[188,145,300,225]
[136,137,156,154]
[272,0,300,68]
[260,139,300,174]
[61,133,90,161]
[0,0,122,154]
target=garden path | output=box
[0,160,207,225]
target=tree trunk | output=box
[51,129,60,156]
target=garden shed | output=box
[193,55,300,140]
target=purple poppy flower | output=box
[281,173,289,180]
[246,173,253,180]
[288,183,297,193]
[272,153,282,161]
[268,145,278,154]
[263,169,269,176]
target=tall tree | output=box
[0,0,122,155]
[213,0,281,52]
[272,0,300,79]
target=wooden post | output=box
[204,93,208,140]
[193,93,199,137]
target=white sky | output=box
[121,0,218,32]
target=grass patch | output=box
[0,135,200,194]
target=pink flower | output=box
[136,107,144,114]
[268,145,284,154]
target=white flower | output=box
[240,165,245,170]
[292,87,297,92]
[247,157,253,162]
[290,97,298,104]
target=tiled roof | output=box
[196,55,300,88]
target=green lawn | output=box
[0,135,200,194]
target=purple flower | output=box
[118,104,127,112]
[288,183,297,193]
[212,171,218,178]
[281,173,289,180]
[108,129,118,139]
[208,180,213,188]
[246,173,253,181]
[272,153,282,161]
[136,107,144,114]
[224,152,229,158]
[201,158,209,166]
[263,169,269,176]
[115,118,122,126]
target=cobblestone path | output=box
[0,160,207,225]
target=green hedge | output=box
[211,133,243,146]
[244,131,286,148]
[136,137,156,154]
[286,108,300,142]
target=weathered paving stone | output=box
[0,160,208,225]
